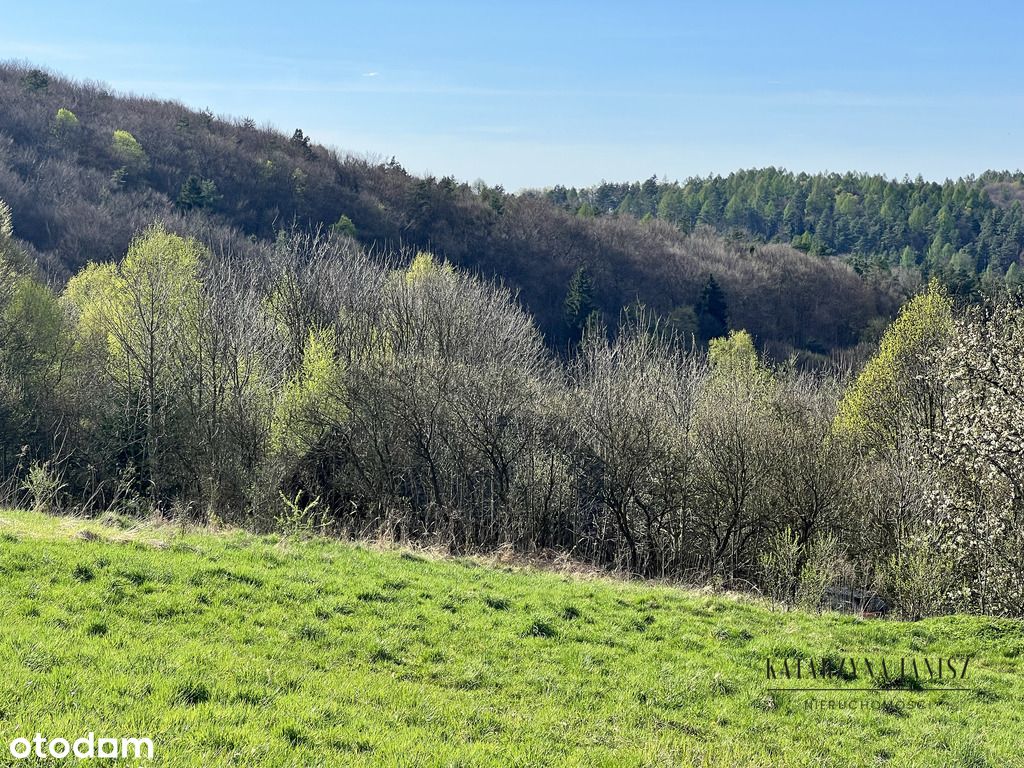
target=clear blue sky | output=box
[4,1,1022,190]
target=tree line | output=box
[544,168,1024,298]
[2,207,1022,618]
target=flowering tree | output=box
[921,298,1024,615]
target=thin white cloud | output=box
[362,71,379,78]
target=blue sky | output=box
[3,1,1022,190]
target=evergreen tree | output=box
[290,129,314,159]
[564,266,596,341]
[696,274,729,342]
[20,69,49,93]
[1006,262,1024,293]
[177,176,219,211]
[899,246,917,269]
[980,261,1004,296]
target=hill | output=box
[544,169,1024,298]
[0,63,894,355]
[0,508,1020,767]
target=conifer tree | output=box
[696,274,728,342]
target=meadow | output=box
[0,508,1021,767]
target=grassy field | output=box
[0,509,1022,767]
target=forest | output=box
[0,63,894,358]
[0,207,1021,618]
[1,63,1023,619]
[545,168,1024,298]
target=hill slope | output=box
[545,169,1024,292]
[0,509,1020,767]
[0,63,893,354]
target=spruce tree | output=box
[564,266,595,340]
[696,274,729,342]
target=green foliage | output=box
[547,170,1024,287]
[404,251,453,285]
[759,528,844,612]
[177,175,219,211]
[20,69,49,93]
[271,326,346,457]
[111,129,148,176]
[290,128,313,159]
[759,527,802,608]
[708,328,757,372]
[1007,262,1024,293]
[62,226,206,501]
[330,214,357,238]
[20,461,66,514]
[563,266,596,340]
[65,226,203,370]
[291,167,307,202]
[899,246,917,270]
[885,535,957,619]
[275,490,326,539]
[53,107,79,138]
[834,281,953,446]
[2,277,67,386]
[707,329,772,392]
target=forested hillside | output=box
[0,63,893,355]
[2,64,1024,620]
[545,169,1024,297]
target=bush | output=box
[21,461,66,514]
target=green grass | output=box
[1,509,1023,767]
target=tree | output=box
[0,223,69,475]
[1006,262,1024,293]
[563,266,596,341]
[290,129,314,159]
[53,108,79,140]
[980,261,1004,296]
[570,323,701,574]
[918,297,1024,614]
[834,281,953,449]
[111,130,148,180]
[696,274,729,343]
[899,246,917,270]
[271,326,346,459]
[695,329,777,578]
[177,175,220,211]
[708,329,768,387]
[330,214,357,239]
[21,69,48,93]
[405,251,453,285]
[63,225,205,504]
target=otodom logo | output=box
[8,733,154,761]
